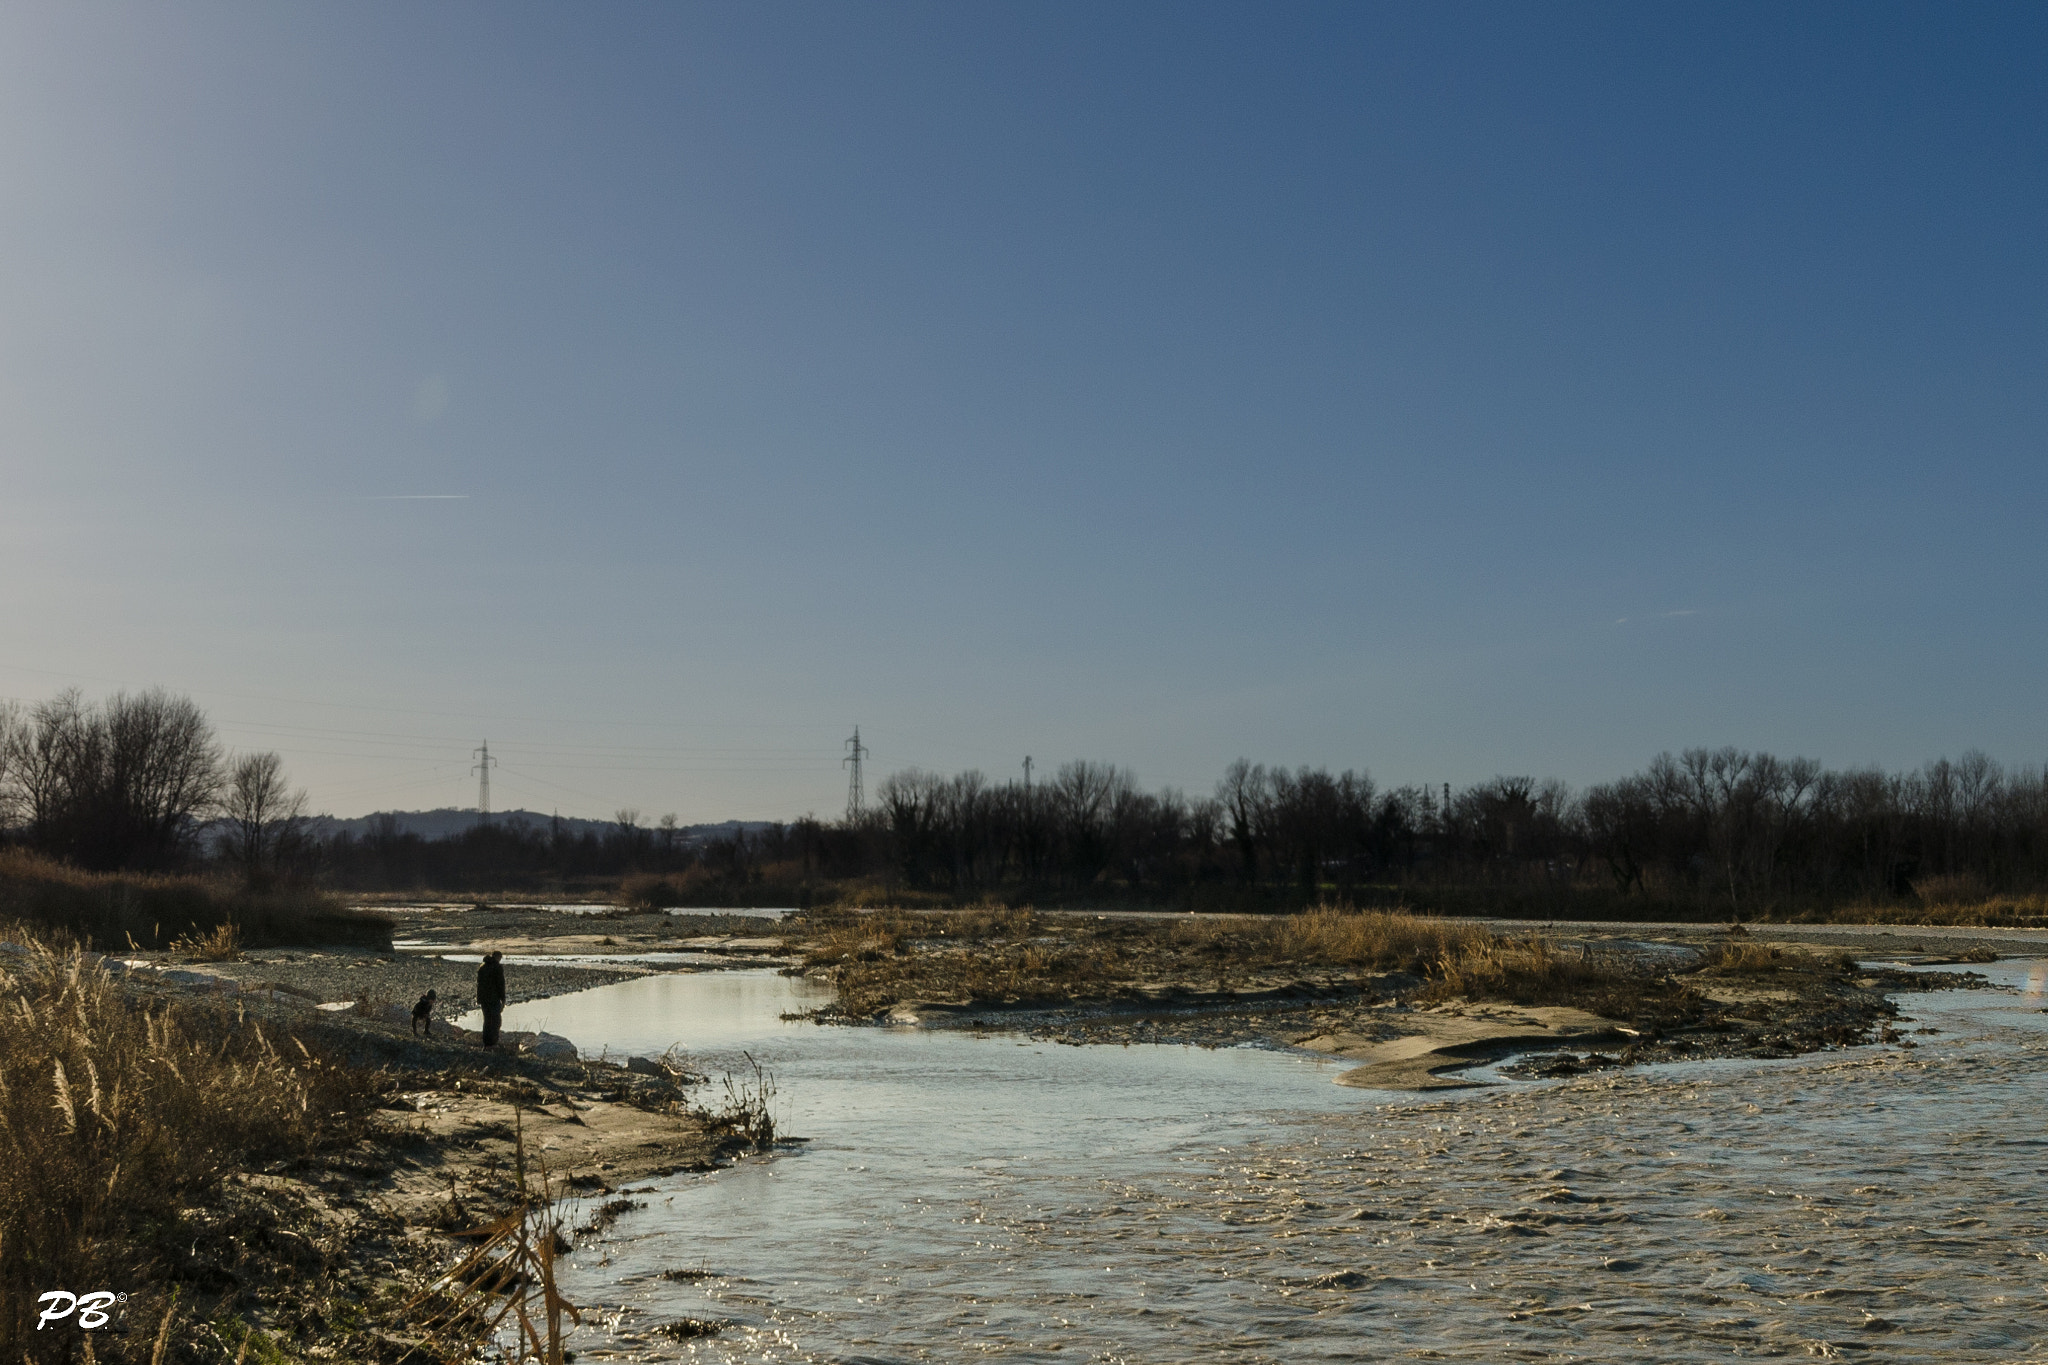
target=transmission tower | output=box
[473,741,498,822]
[843,726,869,821]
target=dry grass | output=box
[404,1114,582,1365]
[1173,907,1492,972]
[803,917,908,967]
[1700,939,1793,972]
[1765,891,2048,927]
[1420,936,1648,1005]
[0,926,380,1357]
[798,904,1650,1016]
[171,920,244,961]
[831,882,959,911]
[693,1055,778,1149]
[800,906,1037,967]
[0,848,392,951]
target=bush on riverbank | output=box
[0,849,392,951]
[0,928,383,1359]
[1763,893,2048,928]
[620,867,819,910]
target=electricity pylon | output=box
[843,727,869,822]
[473,741,498,822]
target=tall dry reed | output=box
[0,928,377,1357]
[1171,906,1493,971]
[1418,936,1644,1004]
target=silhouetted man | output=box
[477,950,506,1047]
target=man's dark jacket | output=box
[477,959,507,1008]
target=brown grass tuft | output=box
[1174,906,1492,973]
[1419,936,1644,1005]
[1700,940,1792,973]
[171,920,244,961]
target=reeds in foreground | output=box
[0,927,375,1357]
[408,1110,583,1365]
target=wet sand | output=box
[1299,1003,1624,1090]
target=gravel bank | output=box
[150,946,645,1016]
[112,903,800,1027]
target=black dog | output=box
[411,989,438,1037]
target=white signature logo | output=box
[37,1291,126,1330]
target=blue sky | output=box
[3,3,2044,821]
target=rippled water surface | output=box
[495,963,2048,1362]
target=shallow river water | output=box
[483,962,2048,1363]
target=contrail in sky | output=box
[360,494,470,500]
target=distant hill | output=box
[303,808,778,844]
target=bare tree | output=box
[876,769,947,887]
[0,688,222,869]
[6,690,94,850]
[221,751,308,886]
[104,689,224,867]
[0,700,19,829]
[1216,759,1270,880]
[609,808,649,864]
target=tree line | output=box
[7,688,2048,914]
[312,809,743,892]
[765,749,2048,915]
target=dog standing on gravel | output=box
[411,988,437,1037]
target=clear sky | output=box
[3,2,2044,822]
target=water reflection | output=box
[461,969,835,1053]
[435,951,738,969]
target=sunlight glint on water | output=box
[490,964,2048,1362]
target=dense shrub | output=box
[0,850,391,951]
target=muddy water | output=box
[496,964,2048,1362]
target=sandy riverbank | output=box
[226,904,2015,1097]
[109,902,793,1033]
[0,914,791,1363]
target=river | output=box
[476,959,2048,1362]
